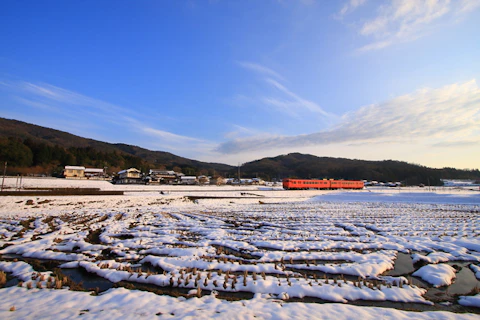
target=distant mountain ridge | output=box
[1,117,479,185]
[0,117,233,172]
[240,153,480,185]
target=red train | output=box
[283,179,364,190]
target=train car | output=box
[341,180,364,189]
[283,178,364,190]
[282,179,330,190]
[331,180,364,189]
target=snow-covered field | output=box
[0,177,479,319]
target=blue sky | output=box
[1,0,479,169]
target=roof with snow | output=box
[118,168,141,174]
[85,168,104,173]
[64,166,85,170]
[149,170,176,175]
[181,176,197,180]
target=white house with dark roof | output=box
[180,176,197,185]
[148,169,177,184]
[116,168,143,184]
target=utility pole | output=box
[1,162,6,192]
[237,163,241,182]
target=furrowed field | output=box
[0,178,479,319]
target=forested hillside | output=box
[240,153,480,186]
[0,118,233,176]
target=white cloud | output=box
[142,127,207,144]
[142,126,217,155]
[1,79,217,157]
[276,0,316,6]
[457,0,480,15]
[216,79,480,154]
[299,0,316,5]
[264,78,333,117]
[223,124,272,140]
[17,81,131,115]
[236,62,335,122]
[237,61,285,81]
[342,0,480,52]
[13,97,59,113]
[338,0,367,18]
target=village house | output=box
[211,177,226,186]
[198,175,210,185]
[148,169,179,184]
[252,178,266,185]
[180,176,197,185]
[63,166,106,179]
[115,168,143,184]
[63,166,85,179]
[84,168,105,179]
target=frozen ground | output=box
[0,177,479,319]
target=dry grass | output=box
[85,228,103,244]
[0,271,6,287]
[98,215,109,222]
[55,278,63,289]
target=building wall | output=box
[119,170,141,179]
[64,169,85,178]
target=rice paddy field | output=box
[0,177,479,319]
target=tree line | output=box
[239,153,480,186]
[0,137,205,177]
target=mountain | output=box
[240,153,480,186]
[1,117,479,185]
[0,117,233,175]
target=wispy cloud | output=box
[2,80,134,122]
[456,0,480,15]
[337,0,367,18]
[216,79,480,153]
[143,127,207,144]
[339,0,480,52]
[1,79,216,156]
[432,140,479,148]
[223,124,273,140]
[264,78,333,117]
[236,61,285,81]
[275,0,316,6]
[236,62,335,122]
[142,126,217,154]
